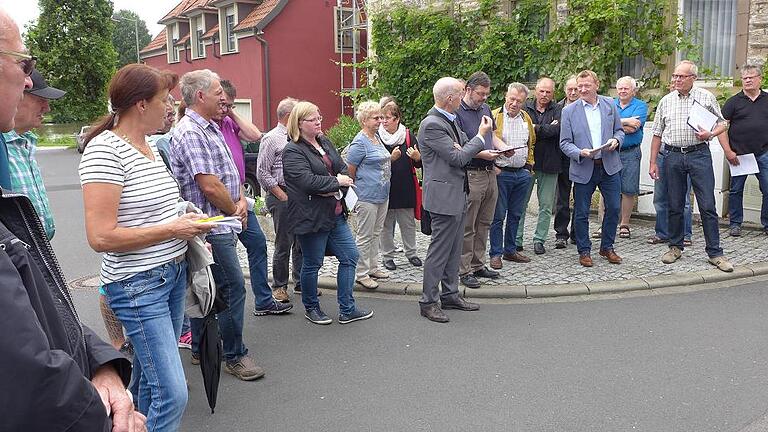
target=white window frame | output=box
[190,15,206,59]
[220,5,238,54]
[167,23,180,63]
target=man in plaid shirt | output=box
[648,60,739,272]
[3,69,65,240]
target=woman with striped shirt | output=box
[78,64,213,431]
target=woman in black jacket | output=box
[282,101,374,326]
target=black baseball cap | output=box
[25,70,66,100]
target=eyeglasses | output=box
[0,50,36,76]
[742,75,760,81]
[370,115,384,120]
[671,74,694,80]
[302,116,323,123]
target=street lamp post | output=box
[112,15,140,63]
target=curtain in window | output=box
[683,0,736,76]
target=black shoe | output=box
[383,259,397,270]
[338,308,374,324]
[441,297,479,311]
[534,242,545,255]
[304,309,332,325]
[473,267,499,279]
[516,245,524,252]
[570,237,576,244]
[408,256,423,267]
[460,274,481,289]
[420,303,449,323]
[253,301,293,316]
[555,238,566,249]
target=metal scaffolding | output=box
[337,0,368,116]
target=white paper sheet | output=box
[687,100,718,132]
[344,186,359,210]
[729,153,760,177]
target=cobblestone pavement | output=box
[239,213,768,287]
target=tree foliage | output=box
[364,0,692,129]
[25,0,117,123]
[113,9,151,69]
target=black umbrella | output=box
[198,295,227,414]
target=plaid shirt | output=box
[3,131,55,239]
[497,110,530,168]
[170,109,241,234]
[256,123,288,191]
[652,87,725,148]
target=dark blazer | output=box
[0,189,131,432]
[283,135,349,235]
[559,95,625,184]
[418,107,485,216]
[524,100,563,174]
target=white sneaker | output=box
[369,269,390,279]
[356,277,378,289]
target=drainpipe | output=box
[254,29,271,128]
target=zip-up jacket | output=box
[0,188,131,432]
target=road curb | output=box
[249,262,768,300]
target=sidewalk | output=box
[244,213,768,298]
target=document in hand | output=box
[344,186,359,210]
[728,153,760,177]
[588,140,614,156]
[687,100,718,133]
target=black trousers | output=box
[553,158,574,240]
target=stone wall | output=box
[748,0,768,64]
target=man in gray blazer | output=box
[418,77,492,323]
[560,70,625,267]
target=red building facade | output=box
[140,0,365,130]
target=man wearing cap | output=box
[3,69,65,239]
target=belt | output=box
[496,165,523,172]
[620,145,639,152]
[466,165,494,171]
[593,159,603,166]
[173,253,186,264]
[667,143,708,154]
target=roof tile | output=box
[140,29,167,54]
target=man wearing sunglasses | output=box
[0,10,35,190]
[0,9,146,432]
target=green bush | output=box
[325,115,360,150]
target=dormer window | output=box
[167,23,180,63]
[222,5,237,53]
[191,15,206,59]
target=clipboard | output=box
[687,100,718,133]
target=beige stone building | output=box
[369,0,767,80]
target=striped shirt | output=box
[170,109,241,235]
[652,87,725,148]
[497,111,529,168]
[256,123,288,191]
[78,130,187,284]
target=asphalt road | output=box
[42,147,768,431]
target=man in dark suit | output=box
[559,70,625,267]
[418,77,492,323]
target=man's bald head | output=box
[433,77,463,112]
[0,8,33,131]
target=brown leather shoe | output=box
[503,252,531,263]
[441,297,480,311]
[490,255,502,270]
[599,249,623,264]
[579,253,593,267]
[420,303,449,323]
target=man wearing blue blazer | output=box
[559,70,625,267]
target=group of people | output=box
[414,62,767,322]
[1,2,767,429]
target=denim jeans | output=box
[573,163,621,254]
[729,150,768,229]
[104,259,188,432]
[239,209,273,309]
[489,169,532,256]
[653,149,693,240]
[664,146,723,257]
[191,230,248,362]
[297,215,359,315]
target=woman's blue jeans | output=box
[104,259,188,432]
[297,215,359,315]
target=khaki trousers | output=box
[460,169,498,275]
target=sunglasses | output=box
[0,50,36,76]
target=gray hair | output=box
[276,97,298,119]
[180,69,220,107]
[355,100,381,126]
[679,60,698,77]
[506,82,530,97]
[433,77,462,103]
[616,76,638,89]
[742,63,763,78]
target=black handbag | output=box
[420,206,432,235]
